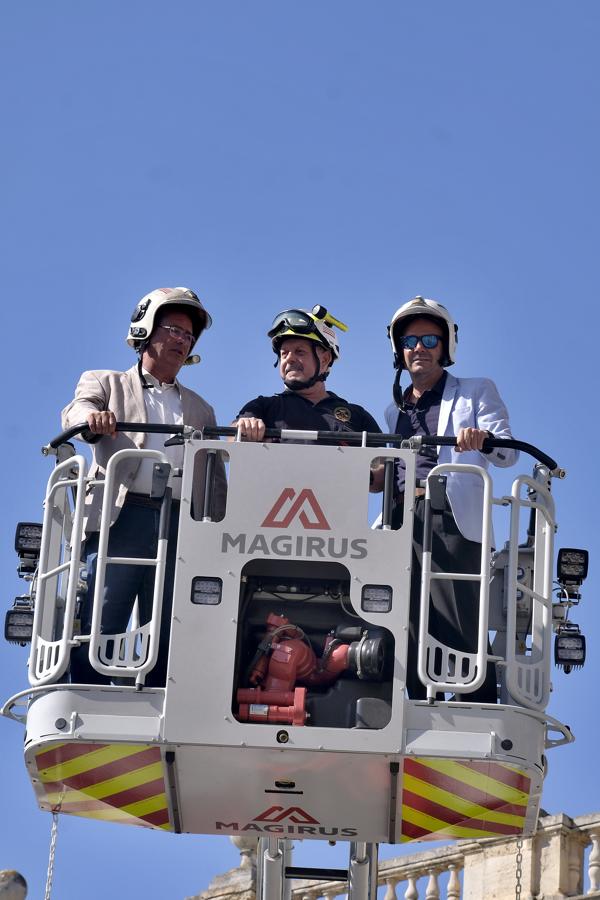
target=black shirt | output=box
[237,390,382,440]
[393,371,447,491]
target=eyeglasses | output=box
[268,309,316,338]
[159,324,195,344]
[399,333,443,350]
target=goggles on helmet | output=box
[268,309,319,339]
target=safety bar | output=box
[504,474,556,709]
[87,448,171,686]
[29,455,88,686]
[43,423,561,473]
[43,422,190,453]
[417,463,494,699]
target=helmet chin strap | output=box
[284,370,328,391]
[392,366,405,410]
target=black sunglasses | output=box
[399,333,443,350]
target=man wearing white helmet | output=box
[234,307,382,440]
[383,296,518,702]
[62,287,227,685]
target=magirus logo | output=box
[215,804,358,836]
[261,488,330,530]
[254,805,319,824]
[221,487,368,560]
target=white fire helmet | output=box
[388,296,457,369]
[126,287,212,365]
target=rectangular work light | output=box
[555,623,586,672]
[191,577,223,606]
[557,548,588,588]
[15,522,43,577]
[361,584,393,613]
[5,596,35,645]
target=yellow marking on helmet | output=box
[322,312,348,331]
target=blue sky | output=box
[1,2,598,897]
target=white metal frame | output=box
[29,455,88,686]
[504,474,555,709]
[417,463,494,699]
[87,448,171,685]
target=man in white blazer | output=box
[62,287,227,685]
[383,296,518,701]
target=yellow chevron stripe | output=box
[414,758,530,806]
[403,772,527,828]
[401,804,505,840]
[63,762,164,801]
[41,783,168,819]
[67,807,145,826]
[38,744,150,781]
[121,793,168,819]
[40,797,141,825]
[42,788,92,805]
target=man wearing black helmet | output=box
[62,287,227,686]
[382,296,518,702]
[233,307,382,442]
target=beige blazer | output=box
[61,365,227,533]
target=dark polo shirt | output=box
[392,372,447,492]
[237,390,382,440]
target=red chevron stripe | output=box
[36,743,106,770]
[45,796,167,825]
[39,781,65,794]
[142,808,170,827]
[404,759,527,812]
[47,799,124,814]
[404,780,527,820]
[460,760,530,793]
[101,777,165,810]
[57,747,161,792]
[403,789,523,835]
[401,819,431,840]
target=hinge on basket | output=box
[429,475,447,511]
[151,462,171,499]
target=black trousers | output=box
[70,498,180,687]
[394,495,497,702]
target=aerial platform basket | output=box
[2,424,584,851]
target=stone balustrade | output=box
[191,813,600,900]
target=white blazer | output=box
[385,373,518,543]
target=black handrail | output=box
[43,422,187,453]
[44,422,559,473]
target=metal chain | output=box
[44,811,59,900]
[515,836,523,900]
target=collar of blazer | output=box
[126,363,202,439]
[437,371,459,439]
[125,364,150,446]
